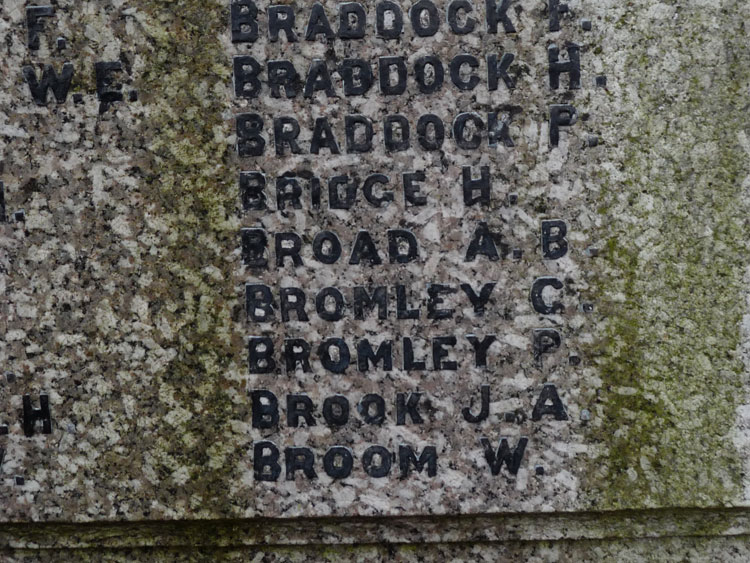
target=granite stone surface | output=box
[1,0,750,558]
[6,537,750,563]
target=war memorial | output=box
[2,0,750,560]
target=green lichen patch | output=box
[586,3,750,509]
[127,0,242,516]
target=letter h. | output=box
[23,394,52,437]
[548,43,581,90]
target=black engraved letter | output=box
[240,171,266,211]
[237,113,266,156]
[353,286,388,319]
[323,395,350,425]
[410,0,440,37]
[530,277,564,314]
[306,3,335,40]
[396,392,424,425]
[275,232,303,267]
[268,60,300,98]
[305,60,336,99]
[318,338,351,373]
[463,166,491,206]
[340,59,374,96]
[460,282,496,315]
[462,385,490,423]
[316,287,346,321]
[313,231,343,264]
[23,64,74,105]
[254,441,281,481]
[345,115,374,153]
[384,115,410,152]
[284,338,312,372]
[414,56,445,94]
[531,384,568,421]
[310,117,341,153]
[22,394,52,437]
[453,112,484,150]
[329,175,358,209]
[246,284,274,322]
[363,174,394,206]
[450,54,480,90]
[432,336,457,370]
[403,337,426,370]
[274,117,302,155]
[542,219,568,259]
[242,228,268,268]
[448,0,476,34]
[481,437,528,475]
[95,62,124,113]
[465,222,503,261]
[251,390,278,428]
[280,288,308,322]
[388,229,419,263]
[249,337,276,373]
[467,334,496,367]
[485,0,516,33]
[362,445,391,477]
[357,339,393,372]
[285,447,316,480]
[358,394,386,425]
[287,394,316,427]
[231,0,259,43]
[339,2,367,39]
[548,0,569,32]
[323,446,354,478]
[349,231,383,265]
[377,1,404,38]
[417,114,445,150]
[487,53,515,90]
[549,104,577,146]
[268,5,298,42]
[532,328,561,366]
[379,57,408,95]
[548,43,581,90]
[27,6,54,50]
[399,445,437,477]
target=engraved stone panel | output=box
[1,0,750,550]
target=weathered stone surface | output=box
[5,537,750,563]
[2,0,750,557]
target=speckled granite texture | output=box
[2,0,750,558]
[5,536,750,563]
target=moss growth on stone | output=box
[586,3,750,510]
[127,0,241,516]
